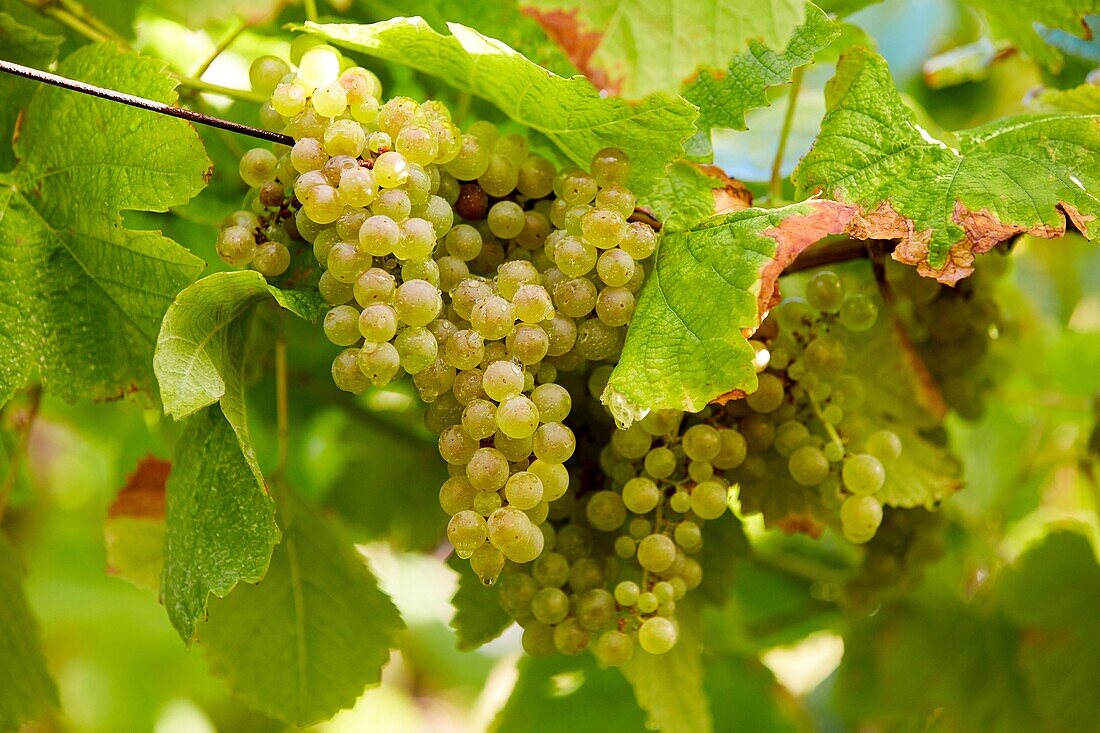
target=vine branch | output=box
[768,65,805,202]
[0,59,293,145]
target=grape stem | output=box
[274,332,290,485]
[191,18,250,81]
[0,385,42,523]
[768,65,805,203]
[807,392,845,457]
[303,0,319,23]
[0,59,293,145]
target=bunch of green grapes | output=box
[887,256,1008,419]
[222,42,661,593]
[492,383,734,666]
[716,270,905,544]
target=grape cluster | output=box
[720,271,905,544]
[226,45,662,606]
[842,506,946,610]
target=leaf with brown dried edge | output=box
[520,0,806,99]
[794,47,1099,285]
[603,199,899,425]
[105,455,169,593]
[644,162,753,233]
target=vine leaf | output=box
[621,607,711,733]
[603,199,890,424]
[104,455,169,593]
[161,405,279,643]
[491,654,647,732]
[0,13,61,171]
[839,528,1100,731]
[0,534,59,730]
[683,3,839,135]
[448,554,511,650]
[353,0,578,75]
[200,490,403,727]
[0,43,209,407]
[518,0,806,99]
[964,0,1100,72]
[155,270,324,474]
[645,162,753,234]
[1038,83,1100,115]
[794,47,1100,284]
[298,17,696,199]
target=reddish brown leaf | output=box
[108,455,170,521]
[520,6,622,93]
[694,163,753,215]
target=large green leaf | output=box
[838,529,1100,732]
[794,47,1100,284]
[621,609,711,733]
[355,0,577,76]
[0,535,58,731]
[161,405,279,642]
[154,270,323,486]
[0,43,209,406]
[964,0,1100,72]
[602,199,879,423]
[683,3,838,134]
[201,491,402,726]
[519,0,805,98]
[299,17,696,199]
[0,13,60,171]
[448,554,512,650]
[492,654,647,733]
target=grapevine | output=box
[0,3,1096,731]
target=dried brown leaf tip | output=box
[694,163,753,215]
[108,455,170,521]
[520,6,622,94]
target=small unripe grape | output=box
[488,200,526,239]
[396,125,439,165]
[470,544,505,585]
[585,490,627,532]
[253,242,290,277]
[806,270,844,313]
[331,348,370,393]
[323,305,361,346]
[669,491,692,513]
[596,248,635,287]
[471,295,515,340]
[594,630,634,667]
[746,373,785,413]
[467,447,510,491]
[517,155,556,198]
[682,424,721,462]
[637,534,676,573]
[482,360,524,401]
[638,617,678,655]
[438,424,478,465]
[532,422,575,464]
[674,520,703,552]
[447,510,488,558]
[217,225,256,266]
[512,284,555,324]
[620,221,658,260]
[271,82,307,116]
[788,445,831,486]
[356,341,400,386]
[357,304,397,342]
[636,592,659,614]
[505,471,544,510]
[840,293,879,332]
[496,395,540,438]
[842,453,886,495]
[865,430,902,460]
[353,268,395,307]
[622,477,661,514]
[394,279,442,326]
[581,208,628,248]
[531,383,571,423]
[298,45,342,87]
[840,494,883,542]
[372,187,411,221]
[522,622,556,656]
[803,336,847,377]
[595,287,635,327]
[642,444,673,479]
[239,147,278,187]
[249,55,290,95]
[590,147,630,187]
[690,481,728,520]
[553,618,590,655]
[473,490,502,516]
